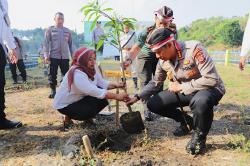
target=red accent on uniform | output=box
[150,36,174,50]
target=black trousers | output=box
[137,56,163,117]
[9,59,27,82]
[0,45,7,120]
[147,88,223,134]
[58,96,109,121]
[48,58,69,88]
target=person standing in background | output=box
[239,13,250,71]
[9,36,27,84]
[0,0,22,129]
[44,12,74,99]
[120,24,138,91]
[38,43,49,76]
[92,21,105,57]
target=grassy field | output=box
[0,61,250,166]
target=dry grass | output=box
[0,63,250,165]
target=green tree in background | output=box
[178,16,247,48]
[80,0,136,51]
[217,20,243,47]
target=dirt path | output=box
[0,87,250,166]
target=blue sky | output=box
[8,0,250,33]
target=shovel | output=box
[118,44,144,134]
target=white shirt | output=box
[120,30,137,49]
[0,0,15,50]
[240,13,250,57]
[92,27,105,44]
[53,68,109,109]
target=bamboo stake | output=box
[117,29,132,113]
[115,77,120,127]
[82,135,94,159]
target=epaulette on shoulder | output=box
[63,27,70,31]
[147,25,156,34]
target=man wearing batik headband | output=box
[123,6,176,121]
[53,47,130,128]
[127,28,225,155]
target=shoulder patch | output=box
[193,47,206,64]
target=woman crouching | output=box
[53,47,130,127]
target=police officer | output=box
[0,0,22,129]
[9,36,27,84]
[120,24,138,91]
[123,6,175,121]
[44,12,74,98]
[127,28,225,155]
[92,21,105,57]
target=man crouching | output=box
[127,27,225,155]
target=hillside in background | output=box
[11,14,249,54]
[178,14,249,50]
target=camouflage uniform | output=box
[136,25,162,119]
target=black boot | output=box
[0,118,22,130]
[144,110,154,121]
[132,77,139,90]
[173,114,193,137]
[186,129,207,155]
[48,86,56,99]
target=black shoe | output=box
[81,119,97,129]
[48,89,56,99]
[186,130,206,155]
[145,116,153,121]
[173,124,190,136]
[132,77,139,90]
[0,119,22,130]
[173,114,193,137]
[144,111,154,121]
[63,120,74,130]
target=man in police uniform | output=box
[0,0,22,129]
[120,24,138,90]
[127,28,225,155]
[44,12,74,98]
[92,21,105,57]
[123,6,176,121]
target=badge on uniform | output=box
[184,59,190,65]
[187,69,198,78]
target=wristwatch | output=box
[134,94,141,100]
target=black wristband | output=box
[134,94,141,100]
